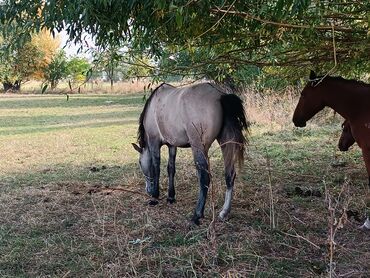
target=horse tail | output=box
[218,94,249,169]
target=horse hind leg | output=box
[363,149,370,188]
[359,147,370,230]
[218,140,236,220]
[167,146,177,204]
[191,149,210,225]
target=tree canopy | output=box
[0,27,60,91]
[0,0,369,84]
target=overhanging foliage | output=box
[0,0,369,83]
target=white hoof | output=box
[218,210,229,221]
[359,218,370,231]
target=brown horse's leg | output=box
[361,148,370,188]
[360,147,370,230]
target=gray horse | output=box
[132,82,249,225]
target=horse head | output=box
[132,143,155,196]
[292,70,326,127]
[338,121,355,151]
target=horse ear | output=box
[309,70,317,80]
[132,143,142,153]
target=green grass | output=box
[0,93,368,277]
[0,94,143,187]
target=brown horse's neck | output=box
[320,79,369,119]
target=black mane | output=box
[137,83,173,148]
[312,75,369,87]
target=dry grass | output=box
[0,88,369,277]
[244,86,337,130]
[21,79,151,95]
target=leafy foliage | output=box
[92,46,124,87]
[66,57,91,84]
[0,0,369,84]
[30,30,61,80]
[0,38,44,91]
[0,27,60,91]
[43,50,68,90]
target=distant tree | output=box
[43,50,68,90]
[125,55,153,80]
[30,29,61,80]
[0,41,42,91]
[0,28,60,92]
[92,46,121,90]
[66,57,91,90]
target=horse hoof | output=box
[148,199,159,206]
[190,217,201,226]
[359,218,370,231]
[167,197,176,204]
[218,211,230,221]
[191,219,200,226]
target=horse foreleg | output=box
[360,147,370,188]
[150,145,161,199]
[360,147,370,230]
[191,150,210,225]
[167,146,177,204]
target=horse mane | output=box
[137,83,174,148]
[312,75,369,87]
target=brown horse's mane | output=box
[137,83,174,148]
[315,75,369,87]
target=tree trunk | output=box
[109,66,114,91]
[2,80,21,92]
[50,80,58,90]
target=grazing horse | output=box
[293,71,370,230]
[338,120,370,230]
[293,70,370,186]
[338,120,355,151]
[132,83,249,225]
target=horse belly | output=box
[155,104,190,146]
[183,100,223,148]
[351,118,370,149]
[162,125,190,146]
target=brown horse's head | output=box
[292,70,327,127]
[338,120,355,151]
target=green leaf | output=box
[175,12,183,28]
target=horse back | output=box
[145,83,224,149]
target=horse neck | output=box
[320,81,358,119]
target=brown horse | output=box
[293,71,370,187]
[293,71,370,230]
[338,120,355,152]
[338,120,370,230]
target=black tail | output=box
[218,94,249,169]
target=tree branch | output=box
[211,8,364,33]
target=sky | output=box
[59,30,95,59]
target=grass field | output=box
[0,91,368,277]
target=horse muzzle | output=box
[338,140,350,152]
[293,120,306,127]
